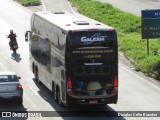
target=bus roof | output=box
[33,11,115,31]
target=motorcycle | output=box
[10,40,18,54]
[7,32,18,54]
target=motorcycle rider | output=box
[7,30,18,49]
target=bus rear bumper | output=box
[67,93,118,105]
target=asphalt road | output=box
[0,0,159,120]
[99,0,160,16]
[41,0,72,11]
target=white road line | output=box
[120,66,160,91]
[0,62,7,70]
[40,0,46,11]
[0,52,7,60]
[68,1,76,13]
[28,85,39,96]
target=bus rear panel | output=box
[66,30,118,105]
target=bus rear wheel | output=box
[54,86,63,106]
[57,88,63,106]
[54,86,58,103]
[35,67,42,84]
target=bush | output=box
[17,0,41,6]
[71,0,160,80]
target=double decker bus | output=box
[25,11,118,106]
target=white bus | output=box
[25,11,118,106]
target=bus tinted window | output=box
[69,31,116,48]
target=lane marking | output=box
[120,66,160,91]
[0,52,7,60]
[40,0,46,11]
[68,0,76,13]
[0,62,7,70]
[28,85,39,96]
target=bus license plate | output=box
[89,100,97,104]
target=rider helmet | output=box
[10,30,13,34]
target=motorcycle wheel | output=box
[13,49,16,54]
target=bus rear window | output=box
[68,31,116,48]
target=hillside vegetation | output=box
[16,0,41,6]
[71,0,160,80]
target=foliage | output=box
[17,0,41,6]
[71,0,160,79]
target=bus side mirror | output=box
[25,31,31,42]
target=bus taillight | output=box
[112,76,118,94]
[113,76,118,87]
[67,77,72,89]
[72,30,76,33]
[109,28,114,32]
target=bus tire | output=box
[54,86,58,103]
[32,63,34,73]
[52,82,55,95]
[57,88,63,106]
[35,67,42,85]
